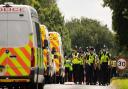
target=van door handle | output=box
[10,55,17,58]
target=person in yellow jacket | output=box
[78,54,84,84]
[100,48,110,85]
[85,47,96,85]
[64,55,73,82]
[72,52,80,84]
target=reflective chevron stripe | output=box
[54,59,60,72]
[50,40,59,52]
[0,39,33,76]
[43,49,47,70]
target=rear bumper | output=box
[0,82,33,87]
[0,76,34,86]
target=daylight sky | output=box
[57,0,112,30]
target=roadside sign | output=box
[117,58,127,70]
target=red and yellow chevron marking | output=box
[43,49,48,65]
[40,25,47,48]
[43,49,48,70]
[50,40,60,52]
[0,39,33,76]
[49,33,60,52]
[54,58,60,72]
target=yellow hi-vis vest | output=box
[88,54,95,64]
[79,57,84,65]
[72,57,79,64]
[100,54,109,63]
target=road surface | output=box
[0,82,116,89]
[44,82,116,89]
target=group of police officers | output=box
[64,45,117,85]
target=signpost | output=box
[117,58,127,70]
[116,57,128,75]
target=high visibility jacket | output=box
[72,57,80,64]
[88,54,95,65]
[100,54,109,63]
[65,59,73,71]
[79,57,84,65]
[65,59,72,67]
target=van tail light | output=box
[31,48,35,67]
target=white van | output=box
[0,2,44,89]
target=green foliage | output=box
[65,18,116,52]
[103,0,128,53]
[111,79,128,89]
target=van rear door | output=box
[0,6,8,76]
[0,6,31,76]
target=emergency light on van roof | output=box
[0,7,24,12]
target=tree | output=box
[103,0,128,50]
[65,18,116,53]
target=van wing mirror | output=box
[43,39,48,49]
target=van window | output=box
[0,20,30,47]
[8,21,30,47]
[33,22,42,48]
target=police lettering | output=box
[0,7,23,12]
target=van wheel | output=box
[8,87,13,89]
[31,83,44,89]
[38,83,44,89]
[31,83,37,89]
[60,77,65,84]
[14,86,19,89]
[20,86,27,89]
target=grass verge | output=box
[111,78,128,89]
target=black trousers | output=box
[73,64,80,83]
[79,65,84,83]
[93,67,99,85]
[101,62,108,85]
[65,67,72,82]
[85,63,94,84]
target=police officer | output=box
[78,54,84,84]
[85,47,90,85]
[100,46,110,85]
[72,52,79,84]
[64,55,73,82]
[98,49,103,85]
[86,47,96,85]
[93,53,99,85]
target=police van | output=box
[49,32,65,84]
[0,2,44,89]
[40,25,52,84]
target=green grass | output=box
[111,78,128,89]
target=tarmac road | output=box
[44,82,116,89]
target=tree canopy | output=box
[0,0,118,56]
[103,0,128,48]
[65,18,116,52]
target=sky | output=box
[57,0,112,30]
